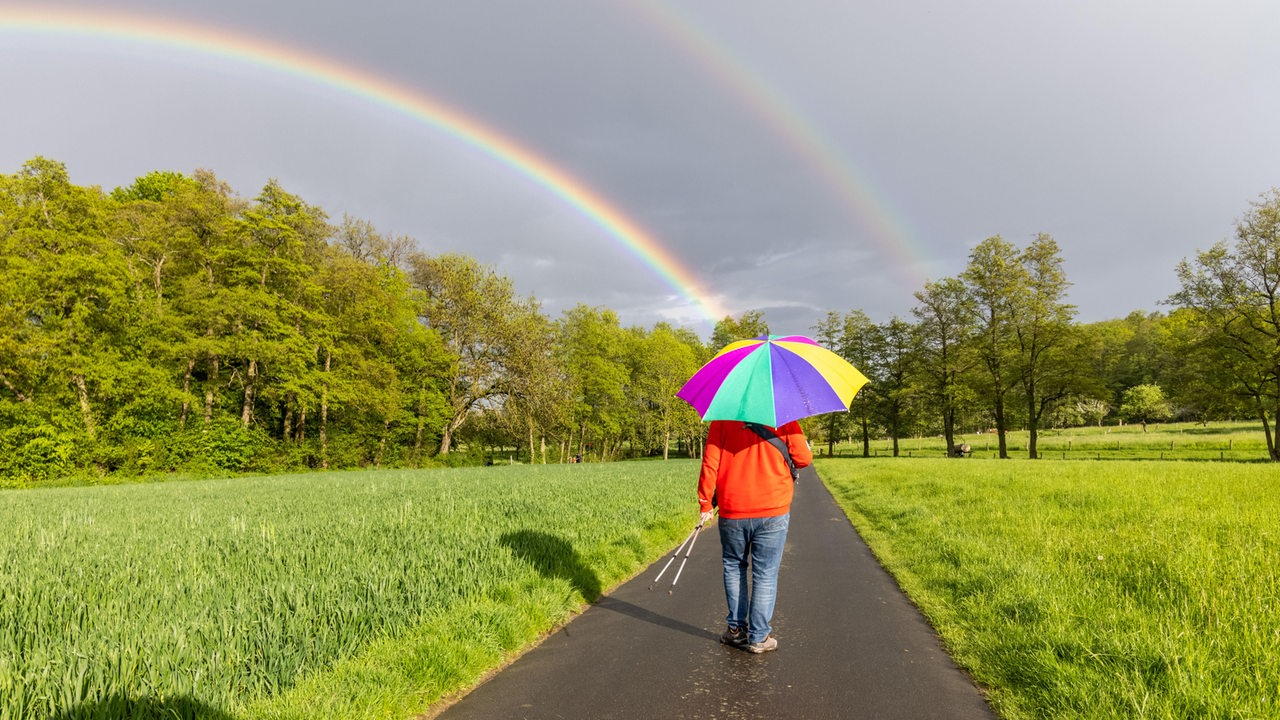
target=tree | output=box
[1118,384,1172,431]
[556,305,632,461]
[872,317,919,456]
[500,308,567,464]
[912,277,975,454]
[710,310,769,352]
[819,307,880,453]
[1171,189,1280,460]
[962,236,1023,458]
[631,323,704,460]
[410,253,545,456]
[1013,234,1078,459]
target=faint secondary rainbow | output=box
[0,6,728,323]
[634,2,930,289]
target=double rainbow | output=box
[0,6,728,323]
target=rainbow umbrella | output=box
[677,335,870,427]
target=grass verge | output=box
[818,457,1280,719]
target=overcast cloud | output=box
[3,0,1278,337]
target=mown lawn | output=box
[819,457,1280,719]
[0,462,697,720]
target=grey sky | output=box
[3,0,1278,337]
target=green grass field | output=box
[6,445,1280,719]
[819,457,1280,719]
[0,462,697,719]
[825,420,1274,462]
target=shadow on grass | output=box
[47,694,233,720]
[500,530,602,601]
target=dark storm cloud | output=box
[3,0,1279,336]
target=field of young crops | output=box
[0,462,697,719]
[819,457,1280,719]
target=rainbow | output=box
[634,2,930,288]
[0,5,728,323]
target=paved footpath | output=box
[431,465,995,719]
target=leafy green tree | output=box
[410,253,544,456]
[912,277,976,454]
[1158,308,1240,423]
[873,317,919,456]
[1013,234,1078,459]
[1171,189,1280,460]
[812,311,849,455]
[631,323,704,460]
[836,310,882,457]
[499,305,567,464]
[710,310,769,351]
[1118,384,1173,432]
[962,235,1025,458]
[556,305,632,461]
[1,158,128,446]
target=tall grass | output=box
[819,458,1280,719]
[0,462,697,719]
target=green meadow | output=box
[0,463,695,720]
[829,420,1273,462]
[820,457,1280,719]
[5,447,1280,719]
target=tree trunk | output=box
[994,394,1009,458]
[439,411,467,456]
[179,358,195,430]
[282,397,294,443]
[72,373,95,439]
[942,395,956,455]
[1026,393,1039,459]
[204,355,219,427]
[413,386,428,464]
[376,420,390,467]
[861,417,871,458]
[241,359,257,427]
[1260,404,1277,462]
[320,349,330,469]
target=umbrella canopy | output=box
[677,334,869,427]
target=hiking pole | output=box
[668,521,705,593]
[649,523,701,591]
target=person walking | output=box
[697,419,812,653]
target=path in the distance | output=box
[431,464,995,719]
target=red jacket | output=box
[697,420,813,519]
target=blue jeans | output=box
[718,513,790,644]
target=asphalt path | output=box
[430,465,995,719]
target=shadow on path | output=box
[46,693,233,720]
[595,596,719,642]
[500,529,602,601]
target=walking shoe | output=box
[720,625,748,647]
[745,635,778,654]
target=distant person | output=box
[697,419,812,653]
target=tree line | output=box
[2,157,1278,482]
[816,189,1280,463]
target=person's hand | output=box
[699,510,714,526]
